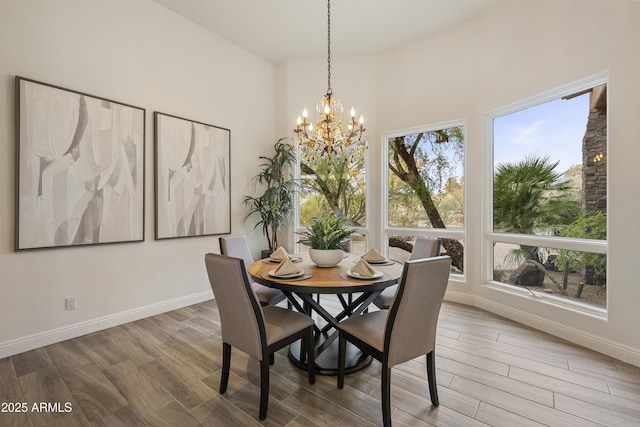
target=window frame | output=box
[483,72,609,316]
[382,119,467,280]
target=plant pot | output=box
[309,248,344,267]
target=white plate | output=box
[347,269,384,280]
[355,257,388,265]
[268,269,305,279]
[264,256,303,263]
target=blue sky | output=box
[493,94,590,173]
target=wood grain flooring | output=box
[1,298,639,426]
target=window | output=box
[384,122,465,275]
[489,78,608,310]
[296,146,368,255]
[298,149,366,227]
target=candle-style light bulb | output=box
[324,102,330,115]
[302,108,308,118]
[350,107,356,117]
[359,114,364,124]
[297,116,302,125]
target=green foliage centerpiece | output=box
[298,214,354,267]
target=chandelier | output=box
[294,0,366,160]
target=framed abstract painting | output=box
[154,112,230,239]
[15,77,145,250]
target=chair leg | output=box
[381,364,392,427]
[337,332,346,389]
[426,351,439,406]
[259,358,270,420]
[220,343,231,394]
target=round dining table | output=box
[247,252,403,375]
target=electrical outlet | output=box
[65,296,77,310]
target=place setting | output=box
[261,246,303,264]
[342,258,385,281]
[264,255,312,281]
[353,248,395,266]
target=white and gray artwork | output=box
[155,113,230,239]
[16,78,145,250]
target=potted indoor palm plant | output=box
[244,138,297,257]
[297,214,354,267]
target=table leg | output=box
[287,290,383,376]
[320,290,382,333]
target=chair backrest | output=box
[219,235,255,282]
[219,235,255,265]
[204,253,266,360]
[407,236,441,261]
[384,256,451,367]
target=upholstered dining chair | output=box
[219,235,286,306]
[204,253,315,420]
[373,236,441,309]
[337,256,451,427]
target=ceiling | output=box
[150,0,499,63]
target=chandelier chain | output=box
[327,0,332,94]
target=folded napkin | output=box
[270,246,290,261]
[362,248,386,263]
[273,257,303,276]
[351,259,377,278]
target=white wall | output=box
[0,0,277,356]
[280,1,640,366]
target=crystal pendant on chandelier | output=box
[294,0,366,161]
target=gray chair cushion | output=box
[373,286,397,309]
[252,283,284,304]
[263,305,315,346]
[338,310,387,352]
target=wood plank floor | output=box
[2,298,640,426]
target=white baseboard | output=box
[444,290,476,306]
[471,295,640,368]
[0,290,213,359]
[4,288,639,369]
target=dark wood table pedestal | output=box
[248,253,402,376]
